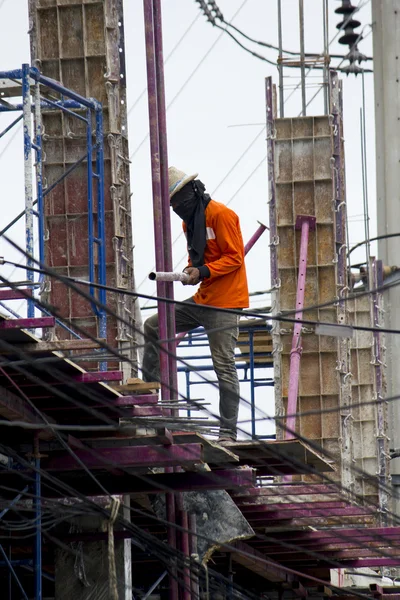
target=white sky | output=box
[0,0,375,437]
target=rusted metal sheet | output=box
[28,0,137,378]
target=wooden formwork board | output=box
[267,87,388,512]
[28,0,137,376]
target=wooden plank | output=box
[113,381,161,393]
[5,338,107,353]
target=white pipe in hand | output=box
[148,271,189,283]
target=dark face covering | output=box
[172,180,210,267]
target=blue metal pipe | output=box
[0,486,28,521]
[0,99,90,114]
[0,545,29,600]
[22,63,35,319]
[0,114,23,139]
[0,560,33,567]
[34,81,45,274]
[29,68,99,110]
[95,106,107,348]
[86,108,97,316]
[40,97,88,122]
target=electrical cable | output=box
[129,0,250,161]
[1,239,398,540]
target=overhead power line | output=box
[195,0,373,73]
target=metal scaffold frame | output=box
[0,64,107,340]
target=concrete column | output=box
[55,497,131,600]
[372,1,400,511]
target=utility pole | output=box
[372,1,400,513]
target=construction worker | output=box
[142,167,249,442]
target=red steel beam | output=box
[232,484,338,498]
[43,442,203,471]
[0,317,55,329]
[243,506,372,521]
[237,501,348,510]
[0,289,33,300]
[36,468,255,497]
[73,370,123,383]
[255,527,400,543]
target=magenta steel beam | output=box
[244,221,268,255]
[285,215,316,439]
[0,289,33,300]
[255,526,400,543]
[0,317,55,330]
[37,468,254,498]
[44,442,203,471]
[232,484,338,498]
[237,501,348,511]
[73,370,122,383]
[143,0,170,397]
[242,506,372,521]
[112,394,158,406]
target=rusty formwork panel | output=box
[266,74,389,513]
[28,0,137,376]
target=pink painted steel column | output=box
[143,0,170,396]
[285,215,316,439]
[244,221,268,255]
[152,0,178,405]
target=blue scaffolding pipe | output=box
[22,63,35,318]
[86,107,96,312]
[0,545,29,600]
[0,65,107,346]
[177,325,274,435]
[95,106,107,344]
[0,486,28,520]
[34,81,44,283]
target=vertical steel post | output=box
[176,492,191,600]
[34,80,44,273]
[277,0,284,117]
[87,108,95,301]
[189,514,200,599]
[299,0,306,116]
[143,5,177,599]
[95,106,108,345]
[249,330,256,438]
[22,63,34,318]
[285,215,315,439]
[152,0,178,405]
[143,0,170,396]
[372,258,389,524]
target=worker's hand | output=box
[183,267,200,285]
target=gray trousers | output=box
[142,298,240,438]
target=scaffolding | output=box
[0,65,107,339]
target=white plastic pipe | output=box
[149,271,189,283]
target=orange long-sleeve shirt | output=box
[183,199,249,309]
